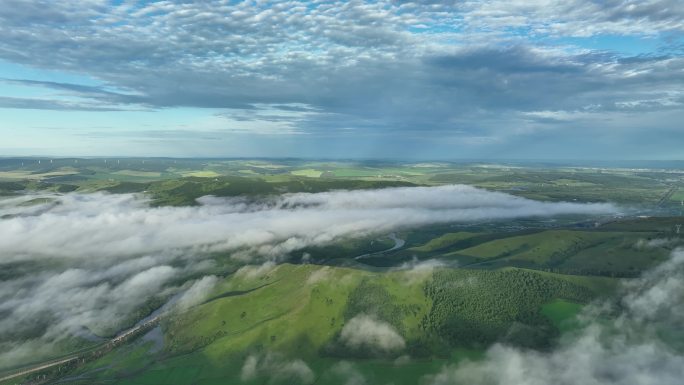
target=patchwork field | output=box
[1,158,681,211]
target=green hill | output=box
[405,229,673,276]
[55,263,616,385]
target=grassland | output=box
[356,219,683,277]
[43,263,614,385]
[451,230,667,273]
[408,232,479,253]
[541,299,583,333]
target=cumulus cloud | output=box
[328,361,367,385]
[424,249,684,385]
[0,185,616,369]
[340,314,406,353]
[635,238,681,249]
[240,353,314,384]
[395,257,447,272]
[393,258,447,284]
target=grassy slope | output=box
[458,230,642,261]
[64,263,616,385]
[408,232,479,253]
[541,299,583,333]
[403,229,673,275]
[165,264,432,359]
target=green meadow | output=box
[51,263,615,385]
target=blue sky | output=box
[1,0,683,159]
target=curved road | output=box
[0,315,161,384]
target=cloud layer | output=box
[0,185,616,262]
[0,1,682,158]
[0,185,615,369]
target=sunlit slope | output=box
[430,170,672,204]
[36,263,618,385]
[456,230,621,262]
[164,264,431,358]
[166,263,615,357]
[408,232,479,253]
[399,229,675,276]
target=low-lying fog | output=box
[0,185,617,369]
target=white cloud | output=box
[173,276,219,312]
[240,354,259,381]
[0,263,180,368]
[240,353,314,384]
[340,314,406,353]
[234,261,277,279]
[0,186,616,262]
[635,238,680,249]
[306,266,332,285]
[329,361,367,385]
[393,258,447,284]
[461,0,684,37]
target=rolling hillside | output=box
[45,263,616,385]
